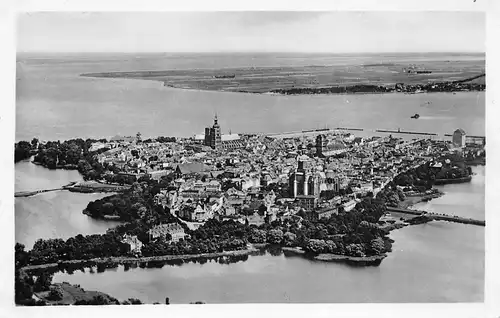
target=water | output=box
[52,222,484,303]
[15,158,83,193]
[413,165,485,220]
[15,161,123,249]
[16,53,484,141]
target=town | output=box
[25,115,482,235]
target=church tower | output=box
[205,114,222,149]
[212,114,222,149]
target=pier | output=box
[386,207,485,226]
[375,129,438,136]
[249,126,485,141]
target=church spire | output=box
[213,112,220,128]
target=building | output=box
[204,114,222,149]
[452,129,466,148]
[175,162,208,177]
[316,134,347,157]
[203,115,246,150]
[288,156,319,198]
[121,234,143,254]
[178,203,215,222]
[148,223,186,242]
[307,206,338,221]
[296,195,317,211]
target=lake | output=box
[50,222,484,303]
[15,161,123,250]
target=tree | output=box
[15,243,30,268]
[249,229,267,243]
[15,270,35,304]
[325,240,337,253]
[283,232,297,247]
[267,229,284,245]
[345,243,365,257]
[127,298,142,305]
[47,287,64,301]
[305,239,327,254]
[33,272,53,292]
[369,237,385,255]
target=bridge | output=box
[15,181,79,198]
[386,207,485,227]
[15,188,63,197]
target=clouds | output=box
[17,12,485,53]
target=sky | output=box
[17,12,485,53]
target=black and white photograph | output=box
[2,1,499,316]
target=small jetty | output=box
[386,207,485,226]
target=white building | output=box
[121,235,143,254]
[452,129,466,148]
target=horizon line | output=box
[17,50,486,55]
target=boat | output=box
[213,74,236,79]
[410,114,420,119]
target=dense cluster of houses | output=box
[104,127,465,255]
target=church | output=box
[204,114,222,148]
[288,155,321,198]
[202,115,246,150]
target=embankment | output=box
[20,247,260,273]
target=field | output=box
[81,57,485,94]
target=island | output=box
[80,57,485,94]
[15,124,485,305]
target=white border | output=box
[1,1,498,318]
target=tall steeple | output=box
[214,113,219,127]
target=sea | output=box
[16,52,484,141]
[15,52,484,303]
